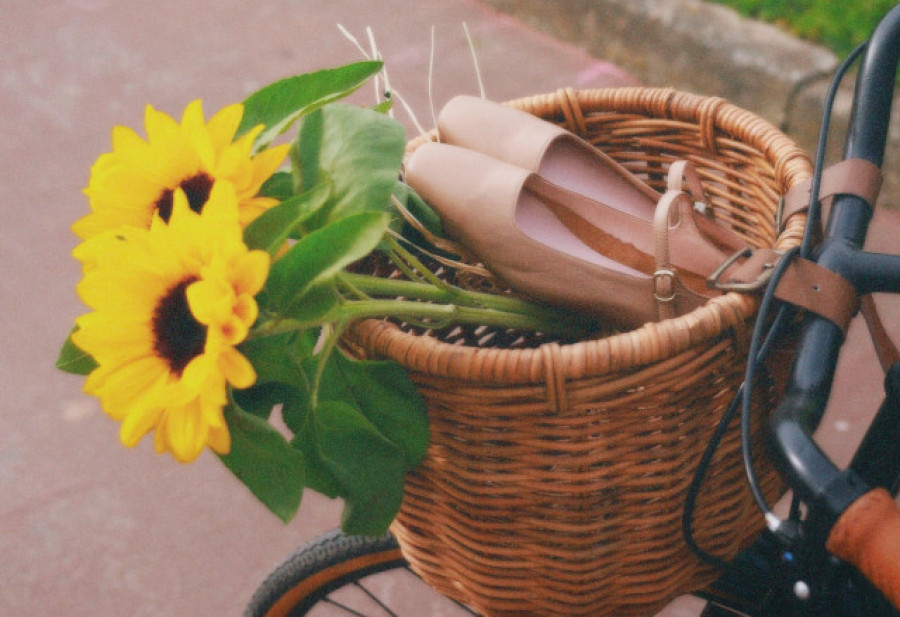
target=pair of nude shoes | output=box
[404,95,748,331]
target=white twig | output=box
[365,27,387,113]
[391,89,428,137]
[428,25,438,136]
[337,24,371,59]
[462,22,485,99]
[337,24,426,136]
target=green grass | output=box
[711,0,897,58]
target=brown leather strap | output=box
[538,159,749,321]
[773,257,859,336]
[666,160,747,254]
[668,160,704,201]
[781,158,883,229]
[653,189,686,320]
[541,194,658,277]
[860,294,900,372]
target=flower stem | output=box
[249,272,596,341]
[342,272,554,317]
[309,323,342,409]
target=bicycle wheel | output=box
[245,528,481,617]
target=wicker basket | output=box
[343,87,811,616]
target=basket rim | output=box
[345,86,812,385]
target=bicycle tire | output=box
[244,528,480,617]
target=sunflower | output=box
[71,182,270,462]
[73,99,289,240]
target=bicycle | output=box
[245,5,900,616]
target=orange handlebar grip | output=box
[827,488,900,610]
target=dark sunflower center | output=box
[152,277,207,375]
[155,173,214,222]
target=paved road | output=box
[2,1,896,615]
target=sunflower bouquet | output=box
[56,60,589,534]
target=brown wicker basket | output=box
[343,87,811,616]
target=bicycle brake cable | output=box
[741,39,869,527]
[683,40,869,566]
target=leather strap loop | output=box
[781,158,883,230]
[860,294,900,372]
[667,160,705,202]
[773,257,859,336]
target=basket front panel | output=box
[390,337,781,617]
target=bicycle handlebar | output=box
[766,3,900,610]
[827,488,900,610]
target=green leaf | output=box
[293,104,406,229]
[219,402,306,523]
[243,184,330,255]
[315,401,408,535]
[258,171,295,201]
[265,211,390,312]
[238,61,383,147]
[281,283,340,322]
[391,180,446,253]
[371,99,393,114]
[317,351,429,466]
[56,329,98,375]
[231,382,298,420]
[295,107,324,191]
[288,407,342,499]
[239,330,314,387]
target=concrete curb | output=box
[480,0,900,209]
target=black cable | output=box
[682,293,793,568]
[682,41,869,564]
[801,40,869,258]
[682,383,744,570]
[741,40,868,519]
[741,250,799,517]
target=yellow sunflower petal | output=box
[186,278,235,326]
[141,105,196,186]
[179,354,220,394]
[119,405,165,448]
[231,250,270,296]
[218,347,256,389]
[181,100,217,171]
[207,422,231,455]
[83,356,170,420]
[111,125,147,151]
[212,315,249,347]
[237,196,281,228]
[74,316,154,365]
[159,402,208,463]
[232,293,259,328]
[144,103,181,146]
[251,143,291,186]
[206,103,243,152]
[200,180,241,223]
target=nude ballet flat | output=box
[404,142,742,330]
[437,95,660,222]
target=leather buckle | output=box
[653,268,677,302]
[707,248,779,292]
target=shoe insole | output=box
[515,190,648,278]
[538,140,657,223]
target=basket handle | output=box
[826,488,900,610]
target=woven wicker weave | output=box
[343,87,811,616]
